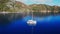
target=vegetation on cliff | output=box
[0,0,60,14]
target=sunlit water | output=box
[0,15,60,34]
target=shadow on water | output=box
[0,13,24,27]
[0,14,10,26]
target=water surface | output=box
[0,15,60,34]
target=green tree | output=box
[0,0,10,12]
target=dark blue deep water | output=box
[0,15,60,34]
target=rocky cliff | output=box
[0,1,29,25]
[29,4,60,16]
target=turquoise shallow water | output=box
[0,15,60,34]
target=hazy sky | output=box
[16,0,60,6]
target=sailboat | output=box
[27,10,37,26]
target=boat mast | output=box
[31,9,33,20]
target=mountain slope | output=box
[29,4,60,16]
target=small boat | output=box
[27,20,37,26]
[27,10,37,26]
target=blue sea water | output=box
[0,15,60,34]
